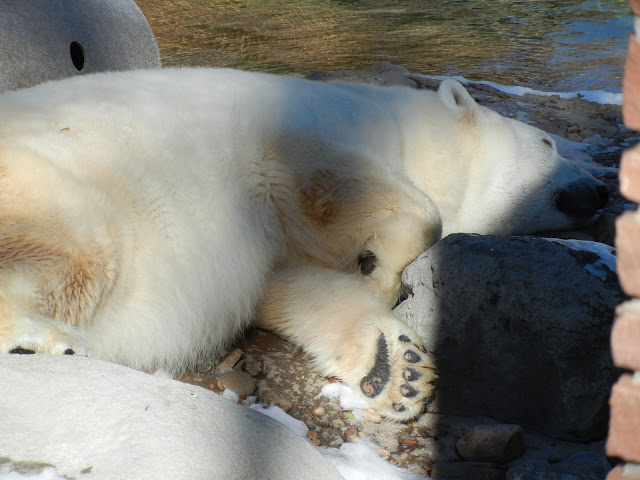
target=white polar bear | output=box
[0,68,605,420]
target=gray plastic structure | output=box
[0,0,161,92]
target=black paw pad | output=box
[360,333,391,398]
[64,349,75,355]
[400,384,418,398]
[358,251,377,276]
[403,367,421,381]
[9,347,35,354]
[392,403,406,412]
[404,350,421,363]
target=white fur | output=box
[0,68,602,419]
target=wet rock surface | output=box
[179,63,626,479]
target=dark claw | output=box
[403,367,422,381]
[400,384,418,398]
[404,350,421,363]
[9,347,35,354]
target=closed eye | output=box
[542,138,553,147]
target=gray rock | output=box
[0,355,343,480]
[394,234,623,441]
[0,0,161,92]
[431,461,507,480]
[553,452,611,479]
[506,452,610,480]
[456,424,525,463]
[217,369,256,398]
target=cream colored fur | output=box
[0,68,601,420]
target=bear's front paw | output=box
[361,328,437,421]
[1,316,89,357]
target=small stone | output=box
[262,390,293,412]
[363,408,383,423]
[311,406,326,416]
[306,431,321,446]
[345,425,358,443]
[331,419,346,429]
[216,348,243,373]
[456,424,524,463]
[377,449,391,460]
[216,370,256,399]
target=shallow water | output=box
[136,0,632,93]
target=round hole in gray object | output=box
[70,41,85,71]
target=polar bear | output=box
[0,68,606,420]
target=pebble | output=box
[377,449,391,460]
[216,348,243,373]
[345,425,359,443]
[331,419,346,429]
[363,408,383,423]
[262,389,293,412]
[306,431,321,446]
[456,424,525,463]
[311,406,326,416]
[216,370,256,398]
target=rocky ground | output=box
[178,63,633,479]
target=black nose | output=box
[555,181,608,219]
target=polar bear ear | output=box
[437,80,477,112]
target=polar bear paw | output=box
[361,328,437,421]
[2,316,89,357]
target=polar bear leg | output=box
[256,265,437,421]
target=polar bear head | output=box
[424,80,608,236]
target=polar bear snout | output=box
[555,181,608,221]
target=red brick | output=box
[608,465,640,480]
[613,304,640,370]
[624,35,640,131]
[621,146,640,203]
[607,374,640,462]
[616,211,640,297]
[631,0,640,16]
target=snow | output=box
[240,385,429,479]
[420,74,623,105]
[548,239,616,281]
[317,382,371,410]
[319,439,425,480]
[249,403,309,437]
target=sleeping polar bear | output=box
[0,68,606,420]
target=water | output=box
[136,0,633,93]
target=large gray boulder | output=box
[0,355,343,480]
[0,0,161,92]
[394,233,623,441]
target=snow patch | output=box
[248,404,309,437]
[318,382,371,410]
[548,239,616,280]
[419,74,623,105]
[318,438,425,480]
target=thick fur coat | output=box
[0,69,606,419]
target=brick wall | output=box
[607,3,640,478]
